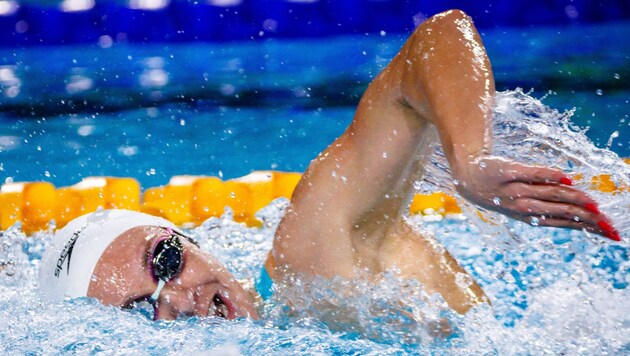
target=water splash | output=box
[0,197,629,353]
[0,224,30,287]
[421,89,630,239]
[1,90,629,353]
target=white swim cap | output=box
[38,209,180,302]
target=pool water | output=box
[0,21,629,187]
[0,20,629,354]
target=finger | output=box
[507,182,597,207]
[503,163,570,185]
[520,216,601,235]
[509,198,600,226]
[520,216,620,241]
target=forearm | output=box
[396,11,617,239]
[400,10,495,177]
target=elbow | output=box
[427,9,471,26]
[411,9,473,41]
[404,8,476,66]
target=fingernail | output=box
[609,231,622,242]
[560,177,573,186]
[598,220,621,241]
[598,220,613,233]
[584,202,600,215]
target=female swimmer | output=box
[39,9,619,321]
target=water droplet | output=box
[530,217,540,226]
[77,125,95,136]
[4,262,16,277]
[614,73,620,79]
[382,152,388,158]
[493,197,501,206]
[606,130,619,149]
[452,179,460,186]
[455,272,473,289]
[596,89,603,95]
[479,161,487,169]
[118,145,138,157]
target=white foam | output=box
[1,90,629,353]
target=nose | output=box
[152,287,196,320]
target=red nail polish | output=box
[560,177,573,186]
[598,220,621,241]
[584,202,600,215]
[608,231,622,242]
[598,220,613,233]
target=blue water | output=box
[0,21,629,354]
[1,21,629,188]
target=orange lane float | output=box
[190,171,302,226]
[141,175,203,227]
[0,181,56,234]
[140,171,302,227]
[1,162,628,234]
[409,192,462,215]
[56,177,141,228]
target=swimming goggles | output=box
[148,227,184,303]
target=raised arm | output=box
[270,9,618,313]
[399,11,617,240]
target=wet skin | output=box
[87,226,259,321]
[271,9,618,314]
[89,9,619,321]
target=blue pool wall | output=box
[0,0,629,46]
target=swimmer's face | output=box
[87,226,259,320]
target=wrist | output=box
[448,148,489,182]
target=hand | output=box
[452,155,620,241]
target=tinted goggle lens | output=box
[151,235,183,282]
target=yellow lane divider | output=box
[409,192,462,215]
[141,171,302,227]
[141,175,204,227]
[0,181,56,234]
[1,163,628,233]
[56,177,141,228]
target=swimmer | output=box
[39,9,620,321]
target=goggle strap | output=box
[149,279,166,303]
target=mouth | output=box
[209,291,236,319]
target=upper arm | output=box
[272,56,435,277]
[271,9,495,278]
